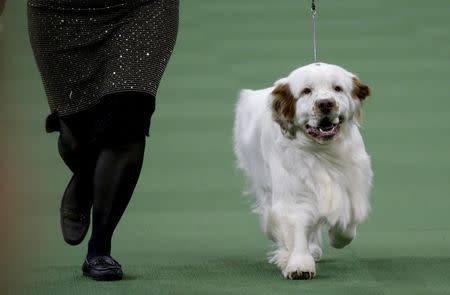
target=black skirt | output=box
[27,0,179,143]
[45,93,156,145]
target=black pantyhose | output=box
[88,139,145,257]
[57,119,145,258]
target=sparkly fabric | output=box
[28,0,135,9]
[27,0,179,117]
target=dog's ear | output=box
[272,83,296,120]
[352,77,371,122]
[272,83,297,138]
[352,77,371,101]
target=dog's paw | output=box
[283,254,316,280]
[286,270,315,280]
[328,226,356,249]
[309,244,322,262]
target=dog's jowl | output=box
[233,63,373,280]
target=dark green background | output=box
[2,0,450,294]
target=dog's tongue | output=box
[306,118,340,139]
[317,118,336,136]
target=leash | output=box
[311,0,318,62]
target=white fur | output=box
[233,63,372,279]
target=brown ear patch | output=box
[272,83,297,138]
[352,77,371,101]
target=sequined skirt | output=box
[27,0,178,140]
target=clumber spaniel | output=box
[233,62,372,280]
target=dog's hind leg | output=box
[308,224,323,262]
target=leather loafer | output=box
[60,175,91,245]
[82,255,123,281]
[60,208,90,245]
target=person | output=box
[26,0,179,281]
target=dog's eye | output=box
[334,85,343,92]
[301,88,312,95]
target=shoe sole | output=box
[83,270,123,281]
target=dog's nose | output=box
[315,99,337,114]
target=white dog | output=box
[233,62,372,280]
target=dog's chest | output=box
[282,150,352,217]
[309,164,349,216]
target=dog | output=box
[233,62,373,280]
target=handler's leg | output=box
[58,120,97,245]
[82,137,145,280]
[87,137,145,257]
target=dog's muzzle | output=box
[306,99,342,142]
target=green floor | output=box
[2,0,450,294]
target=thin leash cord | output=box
[311,0,317,62]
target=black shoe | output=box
[60,208,90,245]
[60,175,91,245]
[82,256,123,281]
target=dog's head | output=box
[271,63,371,144]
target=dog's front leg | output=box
[328,223,357,249]
[268,203,316,280]
[286,220,316,280]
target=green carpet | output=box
[2,0,450,294]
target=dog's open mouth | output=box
[305,117,341,141]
